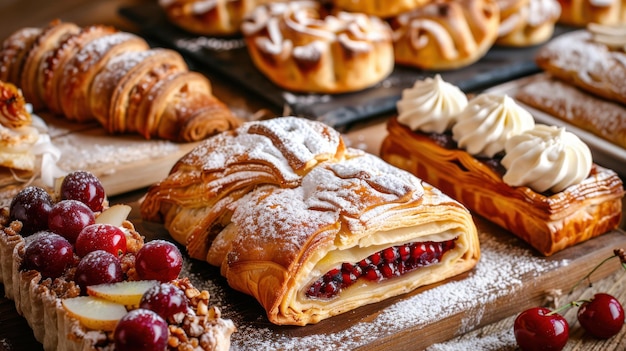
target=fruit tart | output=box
[140,116,480,326]
[0,170,235,351]
[380,75,624,256]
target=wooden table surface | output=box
[0,1,625,350]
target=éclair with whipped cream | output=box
[380,75,624,256]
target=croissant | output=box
[0,20,241,142]
[141,117,480,325]
[390,0,500,70]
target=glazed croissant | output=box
[0,20,240,142]
[141,117,480,325]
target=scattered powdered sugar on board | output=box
[55,137,181,172]
[176,228,567,351]
[425,329,517,351]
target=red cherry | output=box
[514,307,569,351]
[48,200,95,243]
[60,170,106,212]
[114,309,168,351]
[139,282,190,321]
[75,223,127,257]
[135,240,183,282]
[577,293,625,339]
[74,250,123,294]
[21,231,75,279]
[9,186,53,236]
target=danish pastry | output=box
[0,20,241,142]
[389,0,500,70]
[495,0,561,47]
[380,76,624,256]
[331,0,431,18]
[241,1,395,93]
[159,0,269,36]
[535,25,626,106]
[141,117,480,326]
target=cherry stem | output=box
[547,299,590,316]
[568,248,626,295]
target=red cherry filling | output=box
[306,239,456,299]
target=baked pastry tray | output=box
[118,3,575,130]
[485,74,626,179]
[1,121,625,350]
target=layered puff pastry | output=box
[389,0,500,70]
[0,20,240,142]
[140,117,480,326]
[534,25,626,106]
[240,1,395,94]
[380,76,624,256]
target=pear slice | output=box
[95,204,132,226]
[62,296,128,331]
[87,280,158,306]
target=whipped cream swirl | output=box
[501,124,592,193]
[396,74,468,134]
[451,94,534,158]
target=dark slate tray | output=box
[119,3,572,130]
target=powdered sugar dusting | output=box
[175,223,566,350]
[55,137,181,172]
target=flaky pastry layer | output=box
[141,117,480,325]
[381,117,624,256]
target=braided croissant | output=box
[390,0,500,70]
[0,20,240,142]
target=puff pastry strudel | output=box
[141,117,480,325]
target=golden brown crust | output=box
[495,0,561,47]
[0,27,42,86]
[58,32,150,122]
[159,0,267,36]
[20,20,81,111]
[0,20,241,141]
[556,0,626,26]
[390,0,500,70]
[141,117,480,325]
[331,0,431,18]
[241,1,395,93]
[380,117,624,256]
[42,25,117,116]
[535,29,626,106]
[514,75,626,150]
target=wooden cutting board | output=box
[0,113,200,206]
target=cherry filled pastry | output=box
[141,116,480,325]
